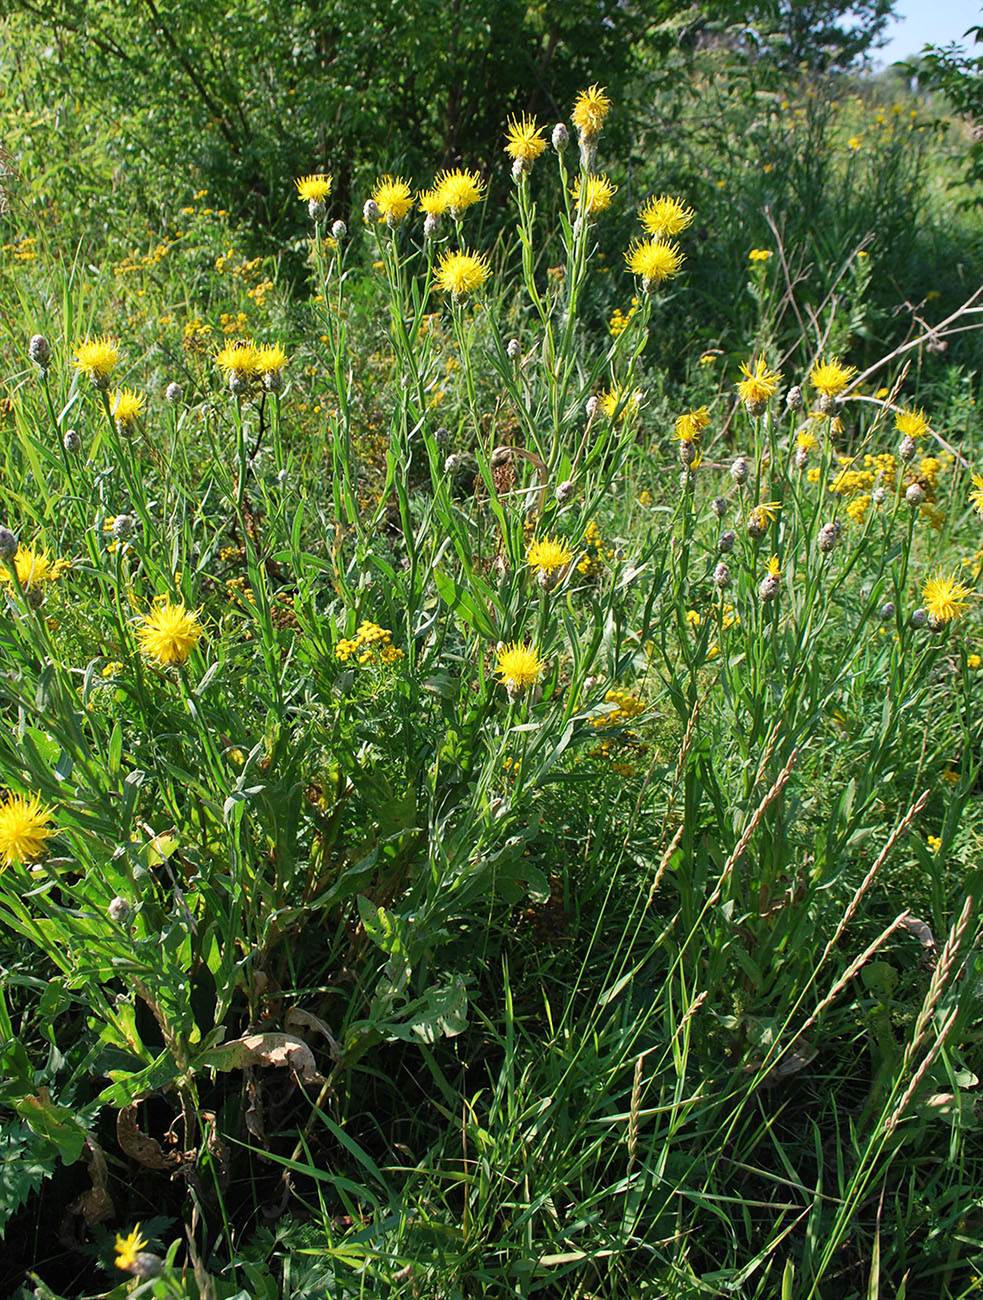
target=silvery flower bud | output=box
[872,486,886,506]
[331,220,347,241]
[511,158,527,183]
[910,608,927,629]
[586,395,599,419]
[229,371,250,396]
[899,434,917,463]
[818,392,837,415]
[679,439,698,466]
[363,198,380,224]
[786,384,803,411]
[905,482,925,507]
[556,479,576,504]
[759,574,780,603]
[745,399,766,419]
[880,602,896,621]
[28,334,50,367]
[424,212,441,240]
[63,429,81,453]
[112,513,135,541]
[818,521,840,554]
[308,197,327,222]
[711,496,728,519]
[0,527,18,558]
[127,1253,163,1281]
[165,382,183,405]
[714,561,731,589]
[730,456,750,485]
[552,123,569,151]
[444,452,463,475]
[507,338,521,361]
[263,368,284,394]
[108,896,132,925]
[794,446,809,470]
[718,530,736,554]
[433,426,450,446]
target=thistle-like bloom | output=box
[599,384,641,421]
[0,791,56,867]
[3,546,67,590]
[371,175,414,225]
[810,356,858,398]
[115,1225,149,1273]
[295,174,333,203]
[674,406,710,442]
[111,388,145,429]
[922,568,974,625]
[639,194,694,239]
[765,554,782,579]
[434,168,485,217]
[572,174,617,219]
[527,534,573,579]
[435,249,491,298]
[417,187,448,217]
[216,341,260,383]
[895,407,930,440]
[495,641,544,694]
[748,500,782,534]
[624,238,683,288]
[504,114,547,164]
[254,343,288,374]
[571,84,611,138]
[73,337,120,388]
[737,358,782,407]
[136,598,203,666]
[969,472,983,518]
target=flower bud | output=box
[433,426,450,446]
[331,219,347,241]
[711,496,728,519]
[308,197,327,222]
[817,521,840,554]
[552,123,569,151]
[786,384,803,411]
[362,198,380,224]
[586,395,599,419]
[730,456,750,486]
[112,513,135,541]
[794,446,809,470]
[899,434,917,463]
[556,479,576,505]
[905,482,925,507]
[759,574,780,603]
[880,602,896,621]
[745,398,766,419]
[444,452,463,475]
[910,607,927,629]
[818,392,838,415]
[423,212,441,240]
[0,527,18,559]
[108,896,132,925]
[28,334,50,367]
[718,530,736,554]
[507,338,521,361]
[63,429,81,453]
[165,381,183,405]
[713,561,731,589]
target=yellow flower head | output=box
[599,384,641,421]
[796,430,818,451]
[969,472,983,519]
[810,356,857,398]
[371,175,414,225]
[748,501,782,531]
[215,340,260,379]
[504,114,547,163]
[115,1225,149,1273]
[765,554,782,579]
[572,174,617,219]
[674,406,710,442]
[417,187,448,217]
[737,358,782,407]
[527,534,574,577]
[495,641,544,694]
[254,343,288,374]
[111,387,145,428]
[435,248,491,298]
[847,135,862,150]
[571,84,611,138]
[73,337,120,386]
[624,237,684,288]
[748,247,773,261]
[434,168,486,217]
[639,194,694,239]
[0,791,56,868]
[895,407,930,440]
[136,598,203,666]
[4,546,67,591]
[295,173,333,203]
[922,568,973,625]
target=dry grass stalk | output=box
[903,893,975,1068]
[885,1005,960,1135]
[797,910,911,1038]
[705,747,798,909]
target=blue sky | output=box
[877,0,982,63]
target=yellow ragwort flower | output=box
[810,356,858,398]
[624,238,683,288]
[504,114,547,163]
[73,337,120,386]
[969,472,983,519]
[371,175,414,225]
[111,387,145,429]
[434,169,486,217]
[527,534,574,578]
[0,791,56,868]
[435,249,490,298]
[895,407,930,440]
[571,84,611,138]
[136,598,204,666]
[495,641,544,694]
[922,567,974,625]
[639,194,694,239]
[115,1225,149,1273]
[295,174,333,203]
[737,358,782,406]
[748,247,773,261]
[215,340,260,379]
[572,174,617,219]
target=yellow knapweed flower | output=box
[810,357,857,398]
[765,554,782,579]
[599,384,641,421]
[847,135,862,150]
[504,114,547,163]
[895,407,930,440]
[624,238,684,288]
[435,249,490,298]
[254,343,288,374]
[572,174,617,219]
[4,546,67,591]
[434,168,485,217]
[115,1225,149,1272]
[417,187,448,217]
[571,84,611,138]
[639,194,694,239]
[73,337,120,387]
[216,340,260,379]
[295,174,333,203]
[797,430,818,451]
[922,568,974,625]
[737,358,782,406]
[111,388,145,429]
[371,175,414,225]
[748,501,782,532]
[527,535,573,579]
[969,472,983,519]
[674,406,710,442]
[0,791,56,868]
[136,598,203,666]
[495,641,544,694]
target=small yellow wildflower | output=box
[4,546,67,591]
[215,340,260,379]
[371,175,414,225]
[295,174,333,203]
[639,194,694,239]
[434,168,486,217]
[136,598,203,666]
[417,187,447,217]
[0,791,56,868]
[847,135,862,150]
[254,343,288,375]
[527,534,574,581]
[748,501,781,533]
[896,408,930,440]
[810,357,857,399]
[572,174,617,219]
[115,1225,149,1272]
[765,554,782,579]
[674,406,710,442]
[927,835,942,853]
[435,249,491,298]
[599,384,641,421]
[969,472,983,519]
[967,653,982,669]
[737,358,782,407]
[504,114,547,163]
[796,430,818,451]
[748,248,773,261]
[111,388,145,429]
[922,568,974,625]
[698,351,718,367]
[495,641,544,695]
[624,238,683,288]
[73,337,120,387]
[571,84,611,138]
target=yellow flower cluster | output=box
[591,687,645,729]
[624,194,692,291]
[577,519,616,578]
[608,297,640,337]
[336,620,403,665]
